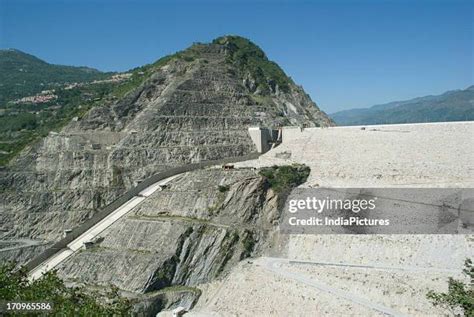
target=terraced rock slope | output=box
[0,36,332,267]
[55,167,284,314]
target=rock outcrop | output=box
[55,167,282,314]
[57,168,277,288]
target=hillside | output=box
[331,86,474,125]
[0,35,333,313]
[0,40,333,166]
[0,49,110,105]
[0,34,332,248]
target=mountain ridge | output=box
[331,85,474,125]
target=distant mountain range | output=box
[330,86,474,126]
[0,49,110,105]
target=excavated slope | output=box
[0,36,332,262]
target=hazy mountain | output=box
[331,86,474,126]
[0,49,110,105]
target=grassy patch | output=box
[0,262,131,315]
[0,81,116,166]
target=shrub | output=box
[218,185,230,193]
[259,164,310,193]
[427,258,473,316]
[0,262,131,315]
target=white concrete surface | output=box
[191,254,467,316]
[67,196,145,252]
[29,250,74,281]
[248,127,265,153]
[139,174,181,197]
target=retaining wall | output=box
[248,127,280,153]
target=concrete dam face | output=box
[247,127,282,153]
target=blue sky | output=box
[0,0,472,113]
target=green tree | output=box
[427,259,474,317]
[259,164,310,193]
[0,262,131,316]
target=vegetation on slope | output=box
[109,43,207,98]
[213,35,293,94]
[427,258,473,317]
[259,164,310,193]
[0,43,219,166]
[111,54,177,99]
[0,49,110,105]
[0,81,116,166]
[0,36,298,166]
[0,50,184,166]
[0,262,131,315]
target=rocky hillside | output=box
[331,85,474,125]
[0,36,332,257]
[56,167,282,314]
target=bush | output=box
[427,258,473,316]
[0,262,131,315]
[0,113,37,132]
[218,185,230,193]
[259,164,310,193]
